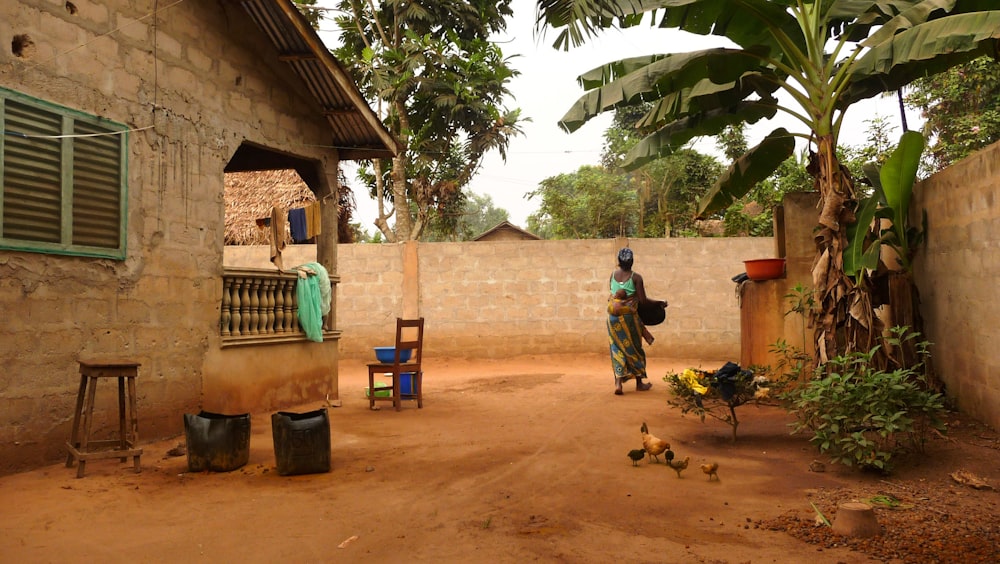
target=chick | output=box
[667,455,690,478]
[627,448,646,467]
[701,462,720,481]
[640,422,670,463]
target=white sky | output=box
[316,0,921,230]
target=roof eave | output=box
[241,0,402,158]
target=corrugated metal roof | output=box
[237,0,401,160]
[473,221,541,241]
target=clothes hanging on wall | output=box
[269,205,287,270]
[256,201,322,250]
[293,262,330,342]
[305,202,322,239]
[288,207,308,243]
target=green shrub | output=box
[781,328,946,472]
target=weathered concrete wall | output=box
[202,343,339,415]
[0,1,340,474]
[912,142,1000,429]
[740,192,819,368]
[226,236,775,361]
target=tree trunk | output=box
[886,271,942,391]
[809,135,878,364]
[385,98,413,241]
[390,152,411,240]
[372,158,395,242]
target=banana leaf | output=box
[843,194,881,280]
[696,128,795,217]
[881,131,923,229]
[624,98,779,171]
[560,48,769,132]
[844,12,1000,105]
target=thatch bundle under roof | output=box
[224,169,316,246]
[224,169,358,245]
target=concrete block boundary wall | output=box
[225,237,774,362]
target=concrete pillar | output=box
[402,241,419,319]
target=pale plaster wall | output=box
[912,141,1000,429]
[225,237,774,362]
[0,1,341,474]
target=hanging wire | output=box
[2,125,154,139]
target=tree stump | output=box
[832,502,880,538]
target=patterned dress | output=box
[607,275,646,382]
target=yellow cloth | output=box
[306,202,322,239]
[680,368,709,395]
[269,205,287,271]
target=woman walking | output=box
[607,248,667,395]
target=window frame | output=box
[0,87,128,259]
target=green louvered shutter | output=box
[73,121,122,249]
[3,99,63,244]
[1,88,127,258]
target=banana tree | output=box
[535,0,1000,364]
[846,131,934,375]
[845,130,926,282]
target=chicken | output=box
[667,455,690,478]
[640,422,670,463]
[627,448,646,467]
[701,462,720,481]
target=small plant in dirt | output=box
[664,363,776,442]
[780,327,946,473]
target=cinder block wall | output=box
[912,142,1000,429]
[226,237,774,361]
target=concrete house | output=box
[0,0,398,474]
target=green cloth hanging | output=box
[294,262,328,342]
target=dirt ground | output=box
[1,354,998,563]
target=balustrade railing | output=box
[220,268,336,346]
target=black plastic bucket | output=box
[183,411,251,472]
[271,408,331,476]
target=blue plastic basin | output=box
[374,346,412,363]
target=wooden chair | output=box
[367,318,424,411]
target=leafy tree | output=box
[840,115,900,184]
[460,193,511,240]
[333,0,525,242]
[536,0,1000,365]
[526,166,637,239]
[717,124,749,161]
[602,106,723,236]
[292,0,322,28]
[525,215,554,240]
[349,223,383,244]
[644,149,723,236]
[906,55,1000,172]
[422,193,510,241]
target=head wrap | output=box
[617,247,633,268]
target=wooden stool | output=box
[65,360,142,478]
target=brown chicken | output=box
[667,455,690,478]
[640,422,670,463]
[701,462,720,481]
